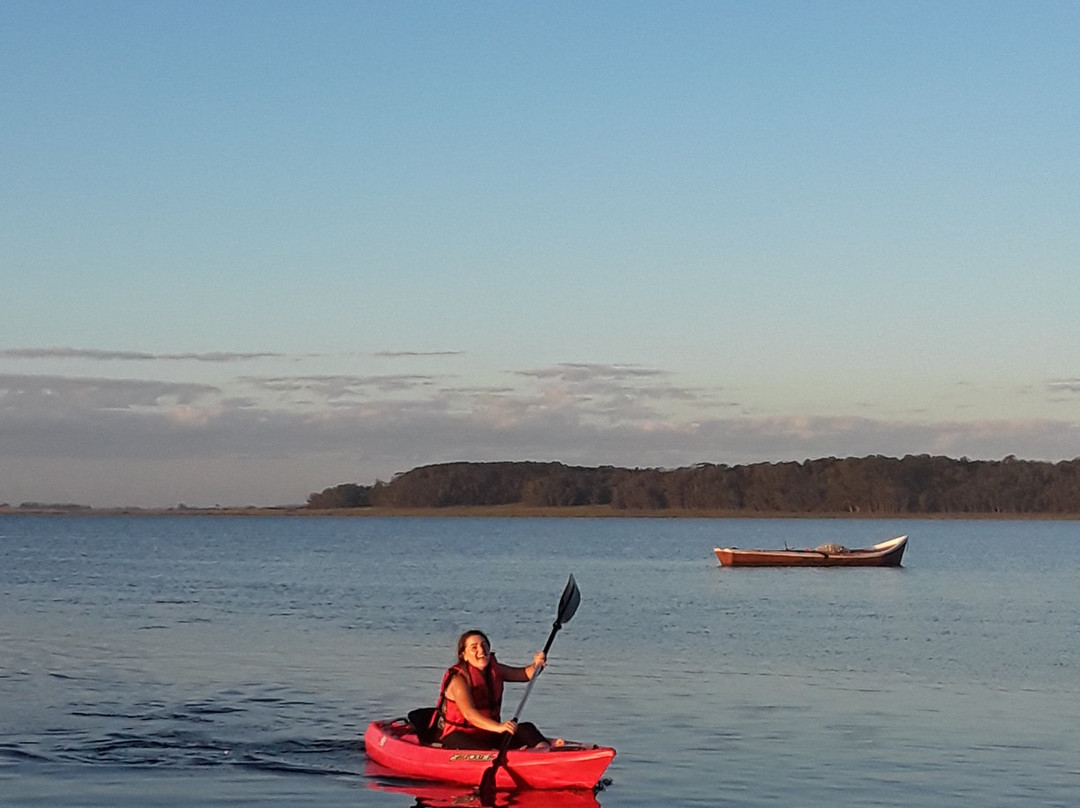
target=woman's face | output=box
[461,633,491,669]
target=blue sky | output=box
[2,1,1078,507]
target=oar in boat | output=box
[477,574,581,805]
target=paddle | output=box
[477,574,581,804]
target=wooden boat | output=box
[713,534,908,567]
[364,715,616,791]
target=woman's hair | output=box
[456,629,491,661]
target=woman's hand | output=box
[498,719,518,735]
[527,651,546,679]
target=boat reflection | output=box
[366,762,603,808]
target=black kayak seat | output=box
[407,707,440,745]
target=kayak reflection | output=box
[366,763,603,808]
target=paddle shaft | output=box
[479,575,579,804]
[477,620,561,803]
[506,618,560,722]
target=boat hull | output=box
[714,535,908,567]
[364,718,615,791]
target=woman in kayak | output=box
[434,629,557,750]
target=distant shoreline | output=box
[2,504,1078,520]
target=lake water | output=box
[1,515,1077,807]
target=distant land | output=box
[6,455,1080,518]
[303,456,1080,517]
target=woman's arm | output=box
[444,673,516,734]
[498,651,546,683]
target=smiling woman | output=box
[433,629,551,751]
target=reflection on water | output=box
[366,767,604,808]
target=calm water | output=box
[1,515,1077,807]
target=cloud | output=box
[511,362,709,425]
[516,362,667,382]
[5,368,1077,467]
[1,347,469,362]
[1,347,284,362]
[1047,379,1080,393]
[0,374,220,414]
[372,350,464,358]
[244,374,441,402]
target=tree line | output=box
[306,455,1080,515]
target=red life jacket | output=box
[436,656,505,739]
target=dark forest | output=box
[306,455,1080,515]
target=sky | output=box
[2,1,1079,508]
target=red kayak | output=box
[364,717,616,791]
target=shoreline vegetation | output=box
[3,504,1079,519]
[5,455,1080,519]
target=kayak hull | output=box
[364,718,615,791]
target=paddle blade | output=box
[478,761,499,805]
[557,573,581,626]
